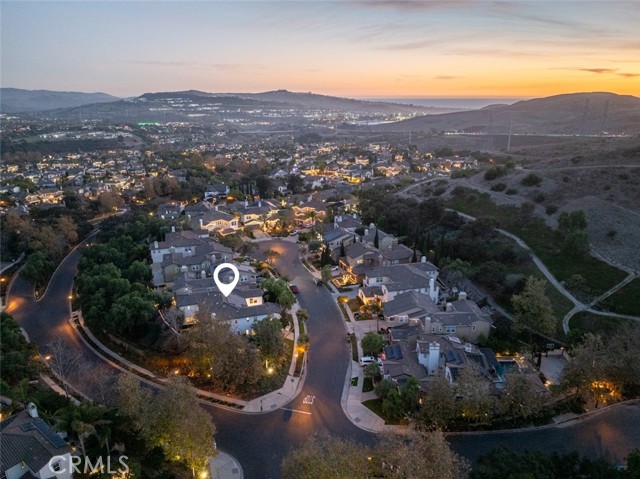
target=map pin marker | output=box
[213,263,240,298]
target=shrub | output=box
[484,166,507,181]
[545,205,558,215]
[505,188,518,195]
[520,173,543,187]
[490,182,507,192]
[563,176,570,183]
[533,192,545,203]
[433,185,447,196]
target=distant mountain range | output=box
[376,92,640,136]
[2,89,638,136]
[0,88,451,119]
[0,88,119,113]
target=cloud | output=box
[126,60,198,67]
[381,38,444,50]
[351,0,470,12]
[617,72,640,78]
[577,68,617,74]
[434,75,461,80]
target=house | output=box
[194,210,239,235]
[381,290,440,327]
[361,261,439,303]
[291,198,328,227]
[0,404,73,479]
[150,229,232,286]
[323,226,357,254]
[421,295,492,343]
[175,288,280,332]
[238,200,279,229]
[156,202,183,220]
[203,183,230,200]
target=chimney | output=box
[153,240,159,249]
[258,200,262,208]
[171,226,176,233]
[27,402,38,418]
[464,343,473,353]
[215,205,219,211]
[308,194,312,202]
[353,213,357,219]
[446,302,453,312]
[199,218,203,227]
[459,291,467,300]
[428,342,440,375]
[365,228,369,236]
[421,255,427,263]
[244,199,249,209]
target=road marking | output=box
[280,408,312,415]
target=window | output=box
[438,326,443,332]
[472,325,476,331]
[249,298,258,304]
[431,326,436,333]
[445,326,456,334]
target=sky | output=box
[1,1,639,99]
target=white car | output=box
[359,356,383,367]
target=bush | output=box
[484,166,507,181]
[505,188,518,195]
[545,205,558,215]
[533,192,545,203]
[520,173,542,187]
[490,183,507,192]
[432,185,447,196]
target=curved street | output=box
[7,237,640,476]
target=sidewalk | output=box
[340,318,406,434]
[210,451,243,479]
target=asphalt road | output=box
[7,238,640,477]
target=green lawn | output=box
[362,377,374,393]
[596,278,640,316]
[447,191,627,298]
[569,312,636,337]
[362,398,407,425]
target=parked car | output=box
[290,230,298,236]
[289,283,300,294]
[359,356,383,367]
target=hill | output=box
[16,89,454,124]
[0,88,119,113]
[378,92,640,136]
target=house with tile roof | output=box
[1,405,72,479]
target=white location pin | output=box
[213,263,240,298]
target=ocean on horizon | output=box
[364,97,526,109]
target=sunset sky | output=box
[1,1,639,99]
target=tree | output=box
[321,265,332,284]
[282,431,372,479]
[55,215,78,245]
[511,276,557,337]
[563,229,590,258]
[373,428,470,479]
[46,337,81,397]
[286,174,305,194]
[340,241,346,257]
[558,210,587,235]
[455,366,493,424]
[116,375,217,475]
[417,376,457,429]
[498,372,544,421]
[361,332,383,356]
[21,251,56,289]
[97,191,124,213]
[253,317,285,361]
[186,316,261,394]
[374,228,379,249]
[364,362,381,382]
[0,312,38,385]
